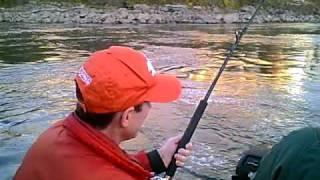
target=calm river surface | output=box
[0,23,319,180]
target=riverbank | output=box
[0,2,319,24]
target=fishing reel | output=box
[151,147,269,180]
[232,147,270,180]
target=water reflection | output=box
[0,23,319,180]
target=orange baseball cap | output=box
[75,46,181,113]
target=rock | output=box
[105,16,116,24]
[272,16,281,22]
[43,18,52,23]
[2,12,11,22]
[306,15,315,22]
[127,14,135,21]
[286,15,295,22]
[71,6,82,12]
[177,15,192,23]
[133,4,150,13]
[32,9,41,13]
[118,8,128,19]
[50,12,60,21]
[94,9,105,14]
[149,14,162,24]
[159,6,169,12]
[28,13,36,22]
[79,9,89,18]
[172,13,184,23]
[71,16,79,23]
[196,16,211,24]
[51,16,60,23]
[57,14,65,23]
[93,15,103,24]
[137,13,150,23]
[165,4,188,12]
[16,14,25,22]
[291,0,305,6]
[64,18,73,24]
[239,12,251,21]
[40,11,51,18]
[255,16,264,23]
[240,6,256,13]
[87,12,97,18]
[214,14,224,22]
[101,13,110,21]
[274,9,285,15]
[223,13,239,23]
[313,8,320,15]
[193,19,205,24]
[0,2,318,24]
[262,14,273,22]
[280,14,287,21]
[158,14,169,23]
[102,17,113,24]
[119,18,132,24]
[208,15,221,24]
[193,6,203,11]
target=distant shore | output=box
[0,2,319,24]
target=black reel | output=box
[232,147,270,180]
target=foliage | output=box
[0,0,28,7]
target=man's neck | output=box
[99,128,123,145]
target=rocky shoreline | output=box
[0,2,319,24]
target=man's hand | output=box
[158,134,192,167]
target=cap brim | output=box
[144,74,181,103]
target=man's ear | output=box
[119,107,134,128]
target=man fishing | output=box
[14,46,192,180]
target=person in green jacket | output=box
[254,127,320,180]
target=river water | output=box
[0,23,319,180]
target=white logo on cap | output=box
[78,66,92,85]
[146,59,156,76]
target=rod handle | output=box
[165,100,208,178]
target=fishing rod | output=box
[164,0,266,179]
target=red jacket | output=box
[14,113,152,180]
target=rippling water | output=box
[0,23,319,180]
